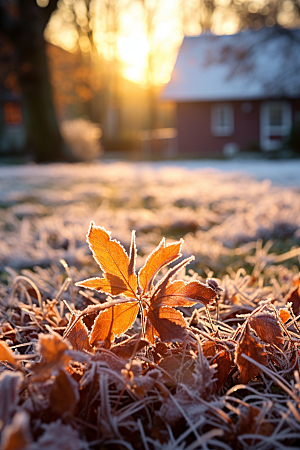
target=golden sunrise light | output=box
[43,0,253,86]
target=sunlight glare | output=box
[117,32,149,65]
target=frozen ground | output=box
[0,159,300,273]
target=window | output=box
[260,102,292,151]
[211,103,234,136]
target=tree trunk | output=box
[0,0,69,162]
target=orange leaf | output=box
[139,238,183,293]
[211,350,233,391]
[0,341,16,366]
[152,256,195,299]
[78,223,137,298]
[76,274,128,296]
[250,313,284,347]
[90,301,139,346]
[67,316,92,352]
[235,325,268,384]
[153,279,216,308]
[146,306,187,343]
[279,309,291,323]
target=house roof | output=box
[161,27,300,102]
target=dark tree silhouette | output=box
[0,0,69,162]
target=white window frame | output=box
[211,103,234,137]
[260,101,292,151]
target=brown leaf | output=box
[0,411,31,450]
[158,354,195,386]
[237,405,275,443]
[67,316,92,352]
[153,279,216,308]
[250,313,284,347]
[235,325,268,384]
[49,369,79,415]
[139,238,183,293]
[111,335,149,359]
[202,341,224,357]
[286,285,300,316]
[33,334,72,378]
[152,256,195,298]
[146,306,187,343]
[279,309,291,323]
[76,223,137,298]
[90,301,139,346]
[0,341,16,366]
[211,350,233,391]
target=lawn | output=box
[0,161,300,450]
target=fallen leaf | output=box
[286,286,300,316]
[33,334,72,379]
[235,325,268,384]
[0,411,31,450]
[67,316,92,352]
[158,354,195,386]
[211,350,232,391]
[139,238,182,293]
[90,301,139,346]
[279,309,291,323]
[0,341,16,366]
[250,313,284,347]
[110,335,149,359]
[146,306,187,343]
[50,369,79,415]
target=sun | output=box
[117,32,149,83]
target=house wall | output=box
[176,100,261,155]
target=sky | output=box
[42,0,297,86]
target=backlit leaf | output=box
[211,350,233,391]
[76,274,127,296]
[153,279,216,308]
[279,309,291,323]
[78,222,138,298]
[67,316,92,352]
[139,238,183,293]
[90,301,139,346]
[0,341,16,366]
[235,325,268,384]
[152,256,195,299]
[250,313,284,347]
[286,285,300,316]
[146,306,187,343]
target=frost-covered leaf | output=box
[250,313,284,347]
[235,325,268,384]
[33,334,72,378]
[90,301,139,346]
[146,306,187,343]
[139,238,182,293]
[110,335,149,359]
[50,369,79,415]
[0,411,31,450]
[66,316,92,352]
[153,279,216,308]
[279,309,291,323]
[76,223,137,298]
[211,350,232,391]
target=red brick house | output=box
[161,27,300,155]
